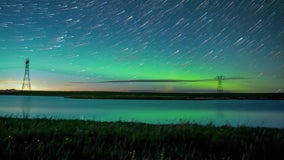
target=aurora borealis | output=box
[0,0,283,92]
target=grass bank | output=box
[0,117,283,159]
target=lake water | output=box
[0,95,284,128]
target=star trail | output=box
[0,0,283,92]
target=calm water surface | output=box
[0,95,283,128]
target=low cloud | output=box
[68,77,249,84]
[100,77,249,83]
[100,79,214,83]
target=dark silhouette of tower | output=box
[22,58,31,90]
[216,75,224,93]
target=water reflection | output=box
[21,96,31,119]
[0,96,283,128]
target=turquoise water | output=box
[0,95,283,128]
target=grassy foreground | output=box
[0,117,283,160]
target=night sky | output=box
[0,0,283,92]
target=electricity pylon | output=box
[22,58,31,90]
[216,74,224,93]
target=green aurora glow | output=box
[0,0,283,92]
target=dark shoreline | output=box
[1,90,284,100]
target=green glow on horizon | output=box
[0,0,283,92]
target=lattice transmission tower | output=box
[22,58,31,90]
[216,74,224,93]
